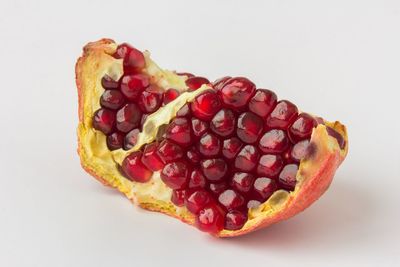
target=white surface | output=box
[1,0,399,266]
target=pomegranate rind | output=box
[76,39,348,237]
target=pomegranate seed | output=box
[288,113,317,142]
[120,74,149,101]
[278,164,298,191]
[196,204,225,233]
[198,133,221,157]
[138,85,163,113]
[160,161,189,190]
[165,117,192,146]
[247,200,261,209]
[290,140,310,162]
[225,210,247,230]
[266,100,298,129]
[326,126,346,149]
[176,104,191,117]
[218,77,256,109]
[141,142,164,171]
[124,128,140,150]
[234,145,259,171]
[218,189,245,210]
[185,76,210,91]
[191,118,209,138]
[121,151,152,183]
[100,90,125,110]
[113,43,133,59]
[231,172,255,193]
[116,103,142,133]
[222,137,243,160]
[176,72,195,78]
[106,132,124,151]
[213,76,231,90]
[189,169,207,189]
[253,177,277,201]
[249,89,277,118]
[190,91,221,121]
[259,129,289,153]
[163,88,180,104]
[171,189,186,207]
[157,140,184,164]
[210,109,236,137]
[185,189,212,214]
[101,75,119,90]
[92,108,116,135]
[200,158,227,182]
[114,43,145,73]
[257,154,284,177]
[186,147,201,164]
[209,182,228,195]
[237,112,264,144]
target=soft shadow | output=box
[210,175,377,251]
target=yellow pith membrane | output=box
[76,39,348,237]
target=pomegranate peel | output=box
[76,39,348,237]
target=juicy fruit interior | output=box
[88,42,346,234]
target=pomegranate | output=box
[76,39,348,237]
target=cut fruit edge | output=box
[75,39,348,237]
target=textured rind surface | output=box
[76,39,348,237]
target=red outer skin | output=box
[75,39,348,237]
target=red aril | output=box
[101,75,119,90]
[141,142,164,171]
[124,128,140,150]
[160,161,190,190]
[230,172,255,194]
[122,151,152,183]
[218,77,255,109]
[163,88,180,104]
[92,108,116,135]
[248,89,277,118]
[222,137,243,160]
[186,77,210,91]
[190,91,221,121]
[195,204,225,233]
[200,158,227,182]
[171,189,186,207]
[257,154,284,177]
[237,112,264,144]
[253,177,277,201]
[106,132,124,151]
[157,140,184,164]
[120,74,149,101]
[138,85,163,113]
[185,189,212,214]
[266,100,298,129]
[116,103,142,133]
[100,90,125,110]
[165,117,193,147]
[210,109,236,137]
[189,169,207,189]
[225,210,247,230]
[218,189,245,210]
[278,164,298,191]
[234,145,259,171]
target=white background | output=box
[1,0,399,266]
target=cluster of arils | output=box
[92,43,211,151]
[92,43,320,233]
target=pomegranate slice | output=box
[76,39,348,237]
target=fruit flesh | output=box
[76,39,348,237]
